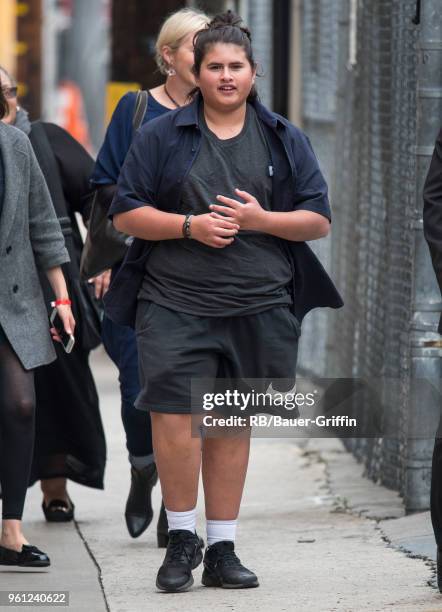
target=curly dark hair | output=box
[191,10,258,102]
[0,78,8,120]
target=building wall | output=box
[297,0,341,377]
[247,0,272,108]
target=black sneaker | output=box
[202,541,259,588]
[0,544,50,568]
[156,529,204,592]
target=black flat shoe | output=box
[157,501,169,548]
[42,497,74,523]
[202,541,259,589]
[0,544,50,568]
[156,529,204,592]
[125,463,158,538]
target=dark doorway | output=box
[272,0,291,117]
[112,0,186,89]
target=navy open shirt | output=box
[104,94,343,328]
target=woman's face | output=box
[195,43,256,112]
[164,31,199,88]
[0,74,18,125]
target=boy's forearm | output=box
[258,210,330,241]
[114,207,186,241]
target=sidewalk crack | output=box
[74,519,111,611]
[318,445,438,590]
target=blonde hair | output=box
[155,8,210,75]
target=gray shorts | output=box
[134,301,300,414]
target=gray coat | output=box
[0,122,69,370]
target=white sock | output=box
[206,519,237,546]
[165,507,196,534]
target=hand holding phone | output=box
[50,307,75,353]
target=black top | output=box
[34,122,94,220]
[29,122,94,278]
[140,104,292,316]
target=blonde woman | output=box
[90,8,209,544]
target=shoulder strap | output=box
[28,121,70,231]
[132,90,148,134]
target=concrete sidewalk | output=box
[2,349,441,611]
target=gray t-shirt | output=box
[139,103,292,316]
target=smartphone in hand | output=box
[50,307,75,354]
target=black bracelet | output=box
[182,214,194,239]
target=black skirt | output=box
[29,340,106,489]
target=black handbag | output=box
[70,276,102,352]
[80,90,149,280]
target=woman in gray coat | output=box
[0,83,75,568]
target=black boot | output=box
[157,501,169,548]
[125,463,158,538]
[156,529,204,592]
[202,541,259,588]
[0,544,50,568]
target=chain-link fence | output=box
[300,0,442,510]
[331,0,418,498]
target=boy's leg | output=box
[200,429,258,588]
[151,412,204,592]
[202,431,251,520]
[150,413,201,510]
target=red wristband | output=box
[51,299,72,307]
